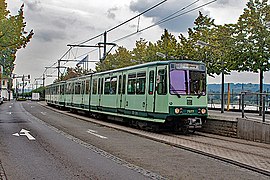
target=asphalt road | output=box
[0,101,269,179]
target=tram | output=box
[45,60,207,133]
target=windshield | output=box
[170,69,206,96]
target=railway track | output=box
[164,132,270,176]
[40,102,270,177]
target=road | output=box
[0,101,269,179]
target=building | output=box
[0,65,12,101]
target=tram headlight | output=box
[201,108,207,114]
[175,108,182,114]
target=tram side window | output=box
[122,75,126,94]
[61,85,65,95]
[81,81,85,94]
[118,75,122,94]
[92,79,97,94]
[157,69,167,95]
[104,77,110,94]
[136,72,146,94]
[75,82,81,94]
[148,70,154,95]
[98,78,101,94]
[55,86,59,94]
[85,80,90,94]
[65,84,69,94]
[69,83,74,94]
[98,78,104,94]
[111,76,117,94]
[127,74,136,94]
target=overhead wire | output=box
[77,0,168,45]
[42,0,216,82]
[113,0,217,43]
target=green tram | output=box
[45,60,207,133]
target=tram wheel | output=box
[181,125,189,134]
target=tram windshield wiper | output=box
[197,92,204,99]
[170,85,181,98]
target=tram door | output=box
[146,67,156,113]
[154,65,168,113]
[125,69,147,112]
[119,73,127,109]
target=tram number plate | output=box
[187,110,195,114]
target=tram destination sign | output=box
[171,62,205,71]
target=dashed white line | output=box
[87,129,108,139]
[41,112,47,115]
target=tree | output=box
[156,29,178,59]
[0,1,34,76]
[59,66,92,81]
[96,46,132,72]
[178,11,222,75]
[131,38,149,64]
[234,0,270,114]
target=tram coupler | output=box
[188,117,202,129]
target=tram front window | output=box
[189,71,206,96]
[169,69,206,96]
[170,70,187,95]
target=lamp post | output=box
[196,40,225,113]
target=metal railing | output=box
[208,92,270,122]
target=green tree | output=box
[156,29,178,59]
[0,1,34,76]
[60,66,92,81]
[234,0,270,113]
[178,11,222,75]
[131,38,148,64]
[96,46,132,72]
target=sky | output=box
[6,0,270,86]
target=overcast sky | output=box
[6,0,270,86]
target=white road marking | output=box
[87,129,108,139]
[41,112,47,115]
[20,129,36,140]
[12,133,20,137]
[12,129,36,141]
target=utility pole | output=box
[103,31,107,61]
[57,59,60,80]
[43,74,45,87]
[221,60,225,113]
[22,75,25,98]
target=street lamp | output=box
[196,40,225,113]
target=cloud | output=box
[107,7,119,19]
[35,29,67,42]
[24,0,42,11]
[129,0,202,32]
[208,0,246,8]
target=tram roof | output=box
[94,60,204,76]
[48,60,204,86]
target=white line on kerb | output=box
[87,129,108,139]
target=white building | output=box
[0,65,13,101]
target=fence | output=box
[208,92,270,111]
